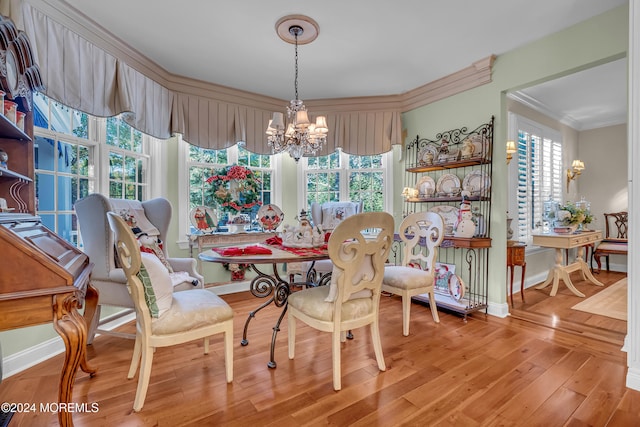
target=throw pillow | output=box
[321,203,357,231]
[137,252,173,318]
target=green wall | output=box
[401,5,628,310]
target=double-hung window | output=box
[300,149,391,212]
[181,140,277,237]
[509,114,563,244]
[33,94,152,247]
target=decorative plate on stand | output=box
[257,204,284,231]
[428,205,459,235]
[190,206,217,233]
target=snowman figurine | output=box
[454,191,476,238]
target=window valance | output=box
[9,0,402,155]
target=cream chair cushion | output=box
[288,284,373,321]
[382,266,434,290]
[139,252,173,318]
[151,289,234,335]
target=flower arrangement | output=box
[556,202,593,226]
[206,165,262,214]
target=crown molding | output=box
[25,0,495,114]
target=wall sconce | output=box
[566,159,585,191]
[506,140,517,164]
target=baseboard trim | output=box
[0,284,250,380]
[1,312,136,380]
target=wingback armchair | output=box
[75,193,204,343]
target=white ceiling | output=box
[64,0,628,129]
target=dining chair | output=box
[75,193,203,344]
[287,200,363,284]
[382,211,444,336]
[106,212,233,412]
[287,212,394,391]
[593,211,628,273]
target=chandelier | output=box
[266,16,328,162]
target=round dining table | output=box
[199,243,331,368]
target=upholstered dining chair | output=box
[382,211,444,336]
[287,211,394,391]
[287,201,364,284]
[107,212,233,412]
[75,193,203,343]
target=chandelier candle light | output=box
[266,15,328,162]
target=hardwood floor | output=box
[1,276,639,426]
[510,270,627,346]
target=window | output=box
[509,114,563,244]
[34,94,152,246]
[105,117,148,199]
[184,141,276,234]
[300,150,391,212]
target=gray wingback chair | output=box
[75,193,203,343]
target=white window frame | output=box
[508,113,563,246]
[297,149,394,213]
[176,136,282,248]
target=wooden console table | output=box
[189,231,277,273]
[533,230,604,297]
[507,241,526,307]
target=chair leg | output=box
[127,334,143,379]
[224,321,233,383]
[288,313,296,360]
[429,290,440,324]
[86,304,101,345]
[370,319,386,372]
[133,345,154,412]
[402,294,412,336]
[203,337,209,354]
[594,253,602,274]
[332,330,342,391]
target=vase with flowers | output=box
[554,202,593,233]
[206,165,262,232]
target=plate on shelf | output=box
[415,176,436,198]
[470,135,487,159]
[462,170,491,197]
[435,173,461,196]
[190,206,217,233]
[448,274,466,301]
[428,205,459,235]
[417,145,438,167]
[256,203,284,231]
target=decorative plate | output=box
[428,205,459,235]
[415,176,436,198]
[448,273,466,301]
[190,206,218,233]
[417,145,438,167]
[257,204,284,231]
[462,170,491,197]
[470,135,487,159]
[435,173,461,196]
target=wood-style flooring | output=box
[1,270,638,426]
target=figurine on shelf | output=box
[0,148,7,169]
[454,191,476,238]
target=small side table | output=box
[507,241,527,307]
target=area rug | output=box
[571,278,627,321]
